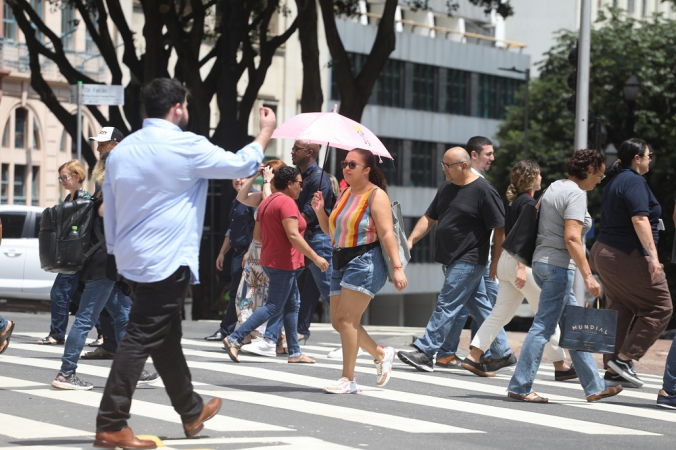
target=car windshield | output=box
[0,213,27,239]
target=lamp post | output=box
[623,74,639,138]
[499,66,530,159]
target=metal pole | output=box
[574,0,591,151]
[573,0,592,306]
[76,81,83,162]
[523,68,530,159]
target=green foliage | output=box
[490,7,676,288]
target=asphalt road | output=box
[1,311,675,450]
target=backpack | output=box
[39,197,103,274]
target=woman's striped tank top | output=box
[329,187,378,248]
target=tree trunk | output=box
[297,0,323,113]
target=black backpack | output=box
[39,198,103,274]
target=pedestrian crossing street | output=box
[1,322,675,449]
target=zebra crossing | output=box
[1,318,675,449]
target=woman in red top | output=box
[224,167,329,363]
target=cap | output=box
[88,127,124,143]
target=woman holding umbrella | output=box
[312,148,408,394]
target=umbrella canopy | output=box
[271,105,393,160]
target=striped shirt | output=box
[329,187,378,248]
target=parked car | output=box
[0,205,56,301]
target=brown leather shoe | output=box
[587,385,623,402]
[82,346,115,360]
[94,427,157,449]
[183,397,222,438]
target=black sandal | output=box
[0,321,15,355]
[461,358,496,377]
[223,337,241,363]
[37,335,64,345]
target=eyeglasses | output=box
[440,161,464,169]
[598,174,606,181]
[293,180,303,188]
[57,175,73,182]
[291,145,308,153]
[340,161,365,170]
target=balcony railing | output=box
[362,11,526,50]
[0,38,108,82]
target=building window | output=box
[330,53,365,100]
[642,0,648,15]
[61,3,75,50]
[30,0,44,41]
[628,0,635,13]
[1,164,8,204]
[1,120,9,147]
[14,108,27,149]
[412,64,437,111]
[3,3,17,41]
[379,137,403,186]
[409,140,437,187]
[375,59,404,108]
[32,118,41,150]
[477,74,521,120]
[404,217,435,263]
[32,166,40,206]
[60,129,67,152]
[85,7,98,52]
[13,165,26,205]
[445,69,471,115]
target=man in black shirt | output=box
[397,147,511,373]
[292,140,335,341]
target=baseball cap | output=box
[88,127,124,143]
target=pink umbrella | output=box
[271,105,393,160]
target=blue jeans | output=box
[662,335,676,394]
[231,267,302,357]
[218,249,247,335]
[0,315,6,332]
[49,273,79,340]
[60,280,130,375]
[415,261,510,359]
[297,230,333,334]
[508,262,606,397]
[437,264,512,361]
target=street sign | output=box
[69,84,124,106]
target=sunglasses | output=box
[440,161,464,169]
[291,145,308,153]
[340,161,365,170]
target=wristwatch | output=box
[263,180,270,184]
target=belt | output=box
[232,245,249,254]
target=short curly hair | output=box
[273,166,301,191]
[566,149,605,179]
[506,160,540,202]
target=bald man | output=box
[397,148,510,373]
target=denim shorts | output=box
[330,246,387,298]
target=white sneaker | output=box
[375,346,395,387]
[327,347,366,358]
[323,377,359,394]
[240,337,276,357]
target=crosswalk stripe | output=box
[194,388,480,434]
[0,412,92,439]
[182,360,658,436]
[162,436,357,449]
[6,338,666,434]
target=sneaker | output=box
[485,353,517,373]
[375,346,395,387]
[137,370,160,385]
[603,371,638,388]
[435,354,463,369]
[327,347,366,358]
[397,349,434,372]
[607,356,644,387]
[657,390,676,409]
[324,377,359,394]
[51,372,93,390]
[240,337,277,358]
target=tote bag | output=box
[559,303,617,354]
[380,201,411,282]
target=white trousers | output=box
[471,252,566,362]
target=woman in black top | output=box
[462,160,575,381]
[590,138,671,389]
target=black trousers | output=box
[218,249,246,334]
[96,266,203,432]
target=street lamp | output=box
[499,66,530,159]
[623,74,639,137]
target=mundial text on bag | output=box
[380,201,411,282]
[39,198,102,274]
